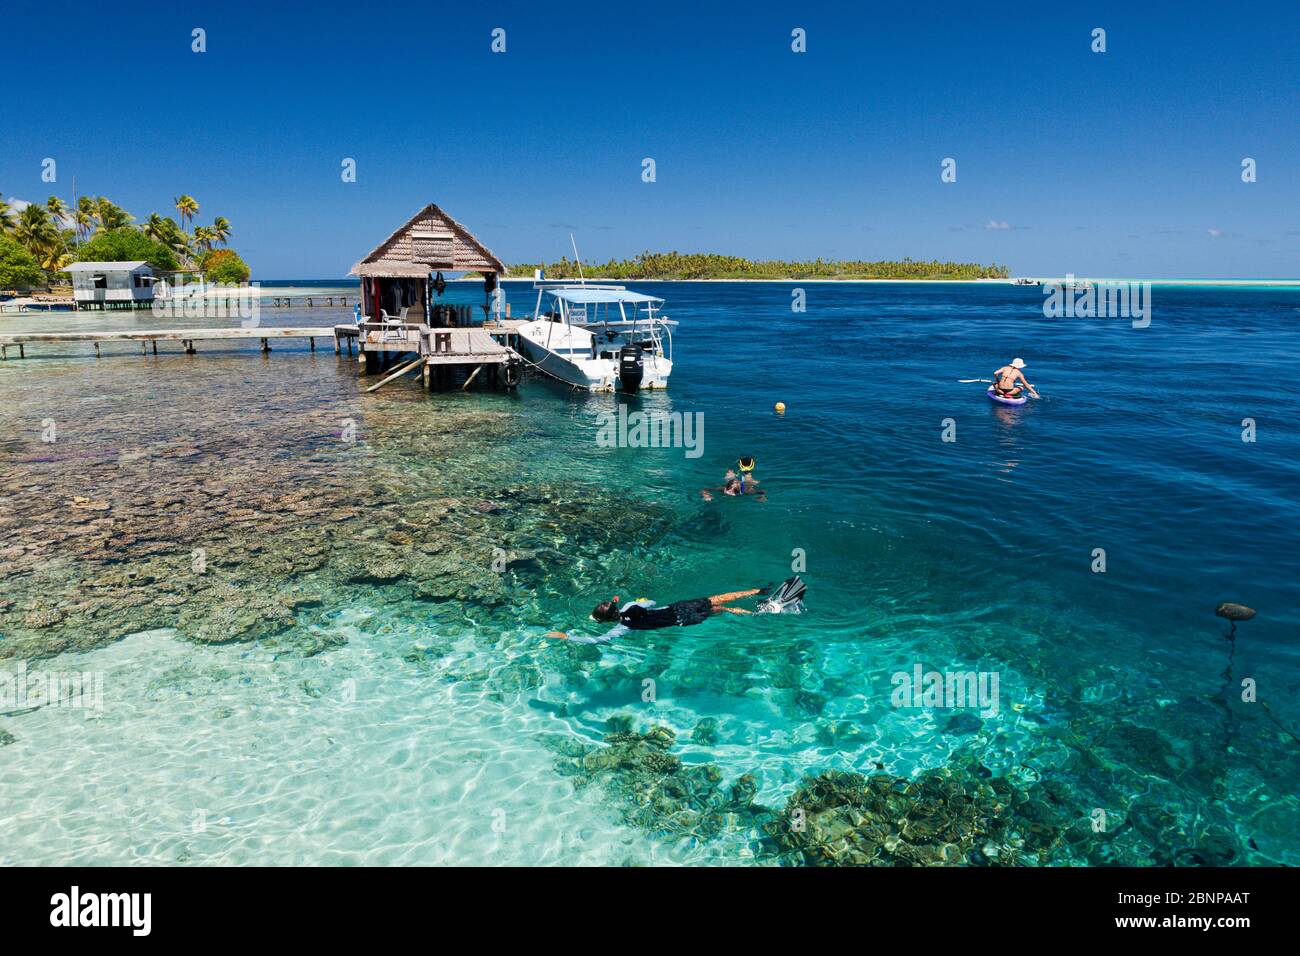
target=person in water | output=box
[993,358,1038,399]
[700,457,765,501]
[547,577,806,644]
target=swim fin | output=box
[757,576,806,614]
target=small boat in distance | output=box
[515,284,676,392]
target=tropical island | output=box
[0,193,249,293]
[507,252,1009,281]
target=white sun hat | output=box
[1011,357,1027,369]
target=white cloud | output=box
[1207,228,1221,237]
[984,219,1011,231]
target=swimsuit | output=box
[620,598,712,630]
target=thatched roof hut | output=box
[351,204,505,278]
[349,204,504,326]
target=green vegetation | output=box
[0,234,44,289]
[510,252,1009,281]
[0,190,246,290]
[75,228,179,272]
[200,248,251,284]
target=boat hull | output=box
[515,319,671,391]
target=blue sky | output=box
[3,0,1297,277]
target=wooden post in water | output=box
[365,356,423,393]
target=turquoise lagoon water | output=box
[1,281,1297,865]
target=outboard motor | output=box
[618,344,644,393]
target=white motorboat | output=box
[514,284,676,392]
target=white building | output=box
[66,261,156,310]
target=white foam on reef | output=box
[0,626,720,866]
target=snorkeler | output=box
[700,457,765,501]
[547,576,806,644]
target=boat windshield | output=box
[535,285,667,327]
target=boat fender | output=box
[502,360,522,389]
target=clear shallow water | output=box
[1,282,1297,865]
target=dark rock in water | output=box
[0,727,15,747]
[691,717,720,746]
[344,559,405,585]
[767,760,1075,867]
[944,712,984,736]
[560,724,773,843]
[1215,602,1256,622]
[730,773,758,807]
[472,500,499,514]
[606,713,635,735]
[792,689,827,718]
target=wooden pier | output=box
[0,325,358,359]
[353,321,523,390]
[0,319,520,393]
[2,204,533,393]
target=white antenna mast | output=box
[570,233,586,286]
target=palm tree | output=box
[93,197,133,231]
[75,196,95,240]
[152,216,192,266]
[0,195,15,235]
[46,196,69,223]
[193,225,216,254]
[211,216,231,246]
[143,213,168,243]
[12,204,65,270]
[174,195,199,229]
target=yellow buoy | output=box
[774,402,786,414]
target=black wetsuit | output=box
[619,598,713,630]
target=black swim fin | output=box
[758,576,805,613]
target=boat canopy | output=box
[545,287,663,305]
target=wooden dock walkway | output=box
[0,318,521,392]
[352,322,523,390]
[0,325,358,359]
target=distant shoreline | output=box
[496,277,1300,287]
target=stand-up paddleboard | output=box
[987,386,1028,406]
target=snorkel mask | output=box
[736,457,755,493]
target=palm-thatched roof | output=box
[350,204,505,278]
